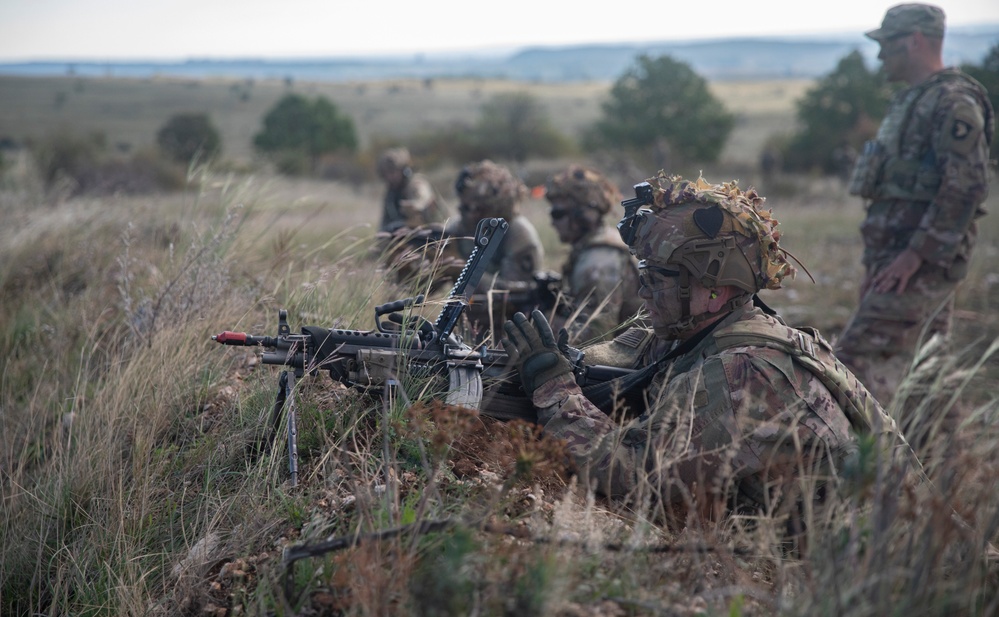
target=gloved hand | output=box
[502,310,573,396]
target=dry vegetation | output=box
[1,74,998,616]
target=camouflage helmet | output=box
[622,172,795,294]
[454,159,527,219]
[545,165,622,216]
[377,147,412,175]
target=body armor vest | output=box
[849,70,992,202]
[711,317,895,437]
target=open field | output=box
[2,75,998,616]
[0,75,810,167]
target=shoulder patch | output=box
[939,98,986,156]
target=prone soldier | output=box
[446,160,546,339]
[544,165,643,341]
[376,147,449,233]
[502,173,904,525]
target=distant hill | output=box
[2,27,996,82]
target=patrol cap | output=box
[865,3,945,41]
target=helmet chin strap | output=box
[653,268,752,338]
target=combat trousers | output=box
[834,263,957,410]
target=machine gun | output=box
[213,181,658,485]
[213,218,509,485]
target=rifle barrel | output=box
[212,331,277,347]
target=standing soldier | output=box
[837,3,994,412]
[446,160,545,339]
[544,165,643,340]
[376,147,448,233]
[502,173,903,524]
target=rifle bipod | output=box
[264,370,300,487]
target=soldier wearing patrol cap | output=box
[838,3,995,415]
[545,165,642,339]
[502,173,903,522]
[376,147,449,233]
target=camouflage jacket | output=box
[380,174,448,233]
[446,214,544,287]
[562,226,643,338]
[850,69,994,273]
[531,305,899,513]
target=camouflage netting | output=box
[545,165,622,215]
[377,147,412,174]
[640,171,797,291]
[455,160,527,219]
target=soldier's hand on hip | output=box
[871,248,923,295]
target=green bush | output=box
[369,93,572,172]
[586,54,734,164]
[473,92,573,163]
[782,50,892,175]
[156,112,222,164]
[30,131,184,195]
[253,94,357,173]
[30,129,108,187]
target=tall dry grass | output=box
[2,160,998,616]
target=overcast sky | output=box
[1,0,997,61]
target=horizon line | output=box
[2,24,996,65]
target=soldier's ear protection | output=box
[402,166,412,179]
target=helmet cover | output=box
[625,172,795,294]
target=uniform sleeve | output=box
[532,348,850,510]
[531,357,761,504]
[402,177,434,209]
[495,219,544,285]
[908,87,993,266]
[568,247,632,337]
[401,177,443,226]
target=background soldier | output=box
[446,160,545,339]
[502,173,901,525]
[376,147,448,232]
[544,165,642,340]
[837,4,995,415]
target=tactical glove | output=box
[502,310,573,397]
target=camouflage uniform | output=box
[446,160,544,336]
[561,226,643,336]
[546,166,642,339]
[377,148,449,232]
[505,174,902,517]
[446,215,543,286]
[838,6,995,404]
[532,305,898,513]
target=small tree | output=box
[782,50,892,175]
[587,54,734,163]
[962,43,999,159]
[473,92,572,163]
[31,130,108,187]
[253,94,357,171]
[156,113,222,164]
